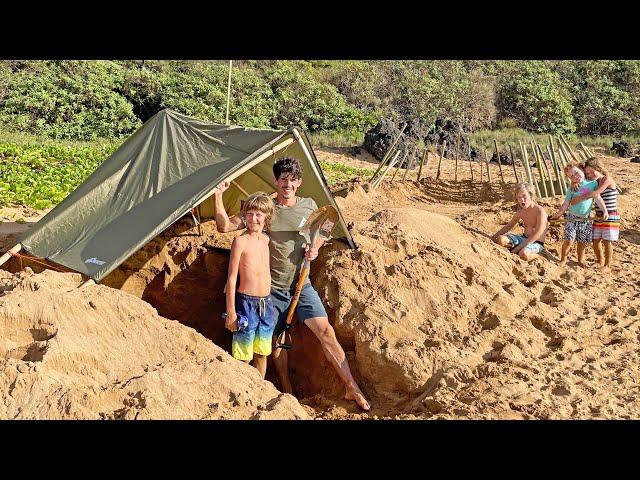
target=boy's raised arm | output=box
[225,237,244,331]
[213,181,245,233]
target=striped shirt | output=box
[595,180,617,216]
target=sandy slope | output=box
[1,149,639,419]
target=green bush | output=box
[0,61,140,140]
[263,61,374,132]
[563,60,640,135]
[496,61,576,135]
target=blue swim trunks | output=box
[506,234,545,254]
[231,292,275,361]
[271,283,327,337]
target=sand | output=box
[1,149,639,419]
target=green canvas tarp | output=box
[17,109,354,282]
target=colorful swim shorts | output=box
[505,234,545,254]
[592,211,621,242]
[231,292,275,361]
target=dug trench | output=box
[99,218,353,413]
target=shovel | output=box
[275,205,339,350]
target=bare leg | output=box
[592,239,603,266]
[576,242,587,267]
[518,250,538,262]
[252,353,267,379]
[305,316,370,411]
[602,240,613,270]
[271,343,293,394]
[559,240,571,266]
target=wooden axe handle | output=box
[284,261,310,326]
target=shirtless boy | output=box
[225,192,275,378]
[491,182,548,261]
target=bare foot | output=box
[345,388,371,411]
[559,259,567,268]
[599,265,611,273]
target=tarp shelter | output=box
[14,109,354,282]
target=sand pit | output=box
[1,148,639,419]
[0,268,308,419]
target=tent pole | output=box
[292,128,356,249]
[225,60,232,125]
[79,278,95,289]
[192,137,296,210]
[231,180,250,197]
[0,243,22,267]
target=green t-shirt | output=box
[268,196,318,291]
[565,179,597,216]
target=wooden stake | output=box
[532,141,548,198]
[436,141,447,180]
[0,243,22,267]
[402,145,419,182]
[508,144,520,183]
[537,144,556,196]
[559,134,580,163]
[454,130,460,182]
[493,139,505,183]
[372,150,401,189]
[519,141,535,191]
[484,148,492,183]
[579,142,595,159]
[468,144,474,181]
[391,150,409,182]
[417,148,428,181]
[548,143,566,195]
[368,124,408,183]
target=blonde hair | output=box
[582,156,609,177]
[563,162,583,176]
[513,182,535,201]
[242,191,275,228]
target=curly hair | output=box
[273,156,303,180]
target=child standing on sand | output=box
[491,183,548,262]
[224,192,275,378]
[550,163,608,267]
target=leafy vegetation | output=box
[3,60,640,209]
[318,161,375,186]
[0,141,119,208]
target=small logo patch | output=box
[85,257,106,266]
[298,216,307,228]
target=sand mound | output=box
[306,180,640,418]
[0,268,308,420]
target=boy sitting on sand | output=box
[224,192,276,378]
[491,183,548,262]
[550,163,608,267]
